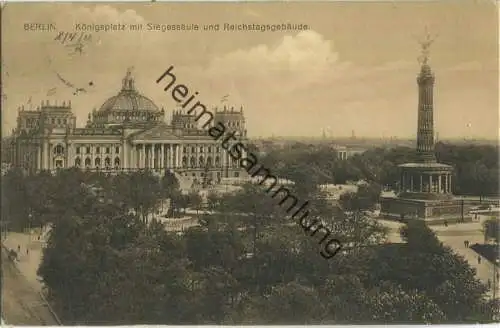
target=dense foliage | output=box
[258,142,499,197]
[1,166,497,324]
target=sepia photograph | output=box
[1,0,499,325]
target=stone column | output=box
[66,143,71,168]
[151,144,156,169]
[438,175,442,193]
[401,172,405,192]
[91,145,94,169]
[130,145,135,170]
[222,151,227,167]
[146,144,151,168]
[160,144,165,169]
[420,174,423,192]
[122,142,127,170]
[138,144,145,169]
[43,141,49,169]
[38,144,43,170]
[168,144,173,168]
[136,145,144,169]
[410,174,414,192]
[429,175,432,192]
[177,144,181,167]
[172,145,176,168]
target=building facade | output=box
[6,70,248,184]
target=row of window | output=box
[75,157,120,168]
[226,121,243,128]
[183,146,221,153]
[25,117,71,128]
[76,146,120,155]
[50,118,68,125]
[25,118,38,128]
[54,145,121,155]
[110,115,161,122]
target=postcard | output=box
[1,1,499,325]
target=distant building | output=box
[331,145,366,160]
[5,69,249,184]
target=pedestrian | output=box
[17,245,20,252]
[464,240,467,247]
[466,240,470,248]
[26,248,29,255]
[478,256,481,264]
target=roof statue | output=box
[122,66,135,91]
[417,26,438,65]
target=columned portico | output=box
[400,166,453,194]
[132,142,200,170]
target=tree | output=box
[366,281,445,323]
[215,183,282,259]
[161,170,180,198]
[225,281,327,324]
[24,170,55,228]
[363,220,493,322]
[1,168,29,231]
[186,190,203,215]
[339,182,381,213]
[125,171,163,223]
[206,191,222,211]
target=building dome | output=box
[98,68,160,113]
[87,68,165,128]
[99,93,159,113]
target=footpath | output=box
[1,236,60,325]
[2,230,47,293]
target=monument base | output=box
[380,196,473,224]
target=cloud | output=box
[206,30,340,85]
[72,5,145,25]
[1,4,181,136]
[2,5,497,140]
[446,61,484,71]
[176,31,419,137]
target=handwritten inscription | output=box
[54,32,92,45]
[54,32,92,56]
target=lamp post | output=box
[27,213,32,235]
[494,259,499,300]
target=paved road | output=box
[1,247,60,325]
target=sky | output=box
[1,1,498,139]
